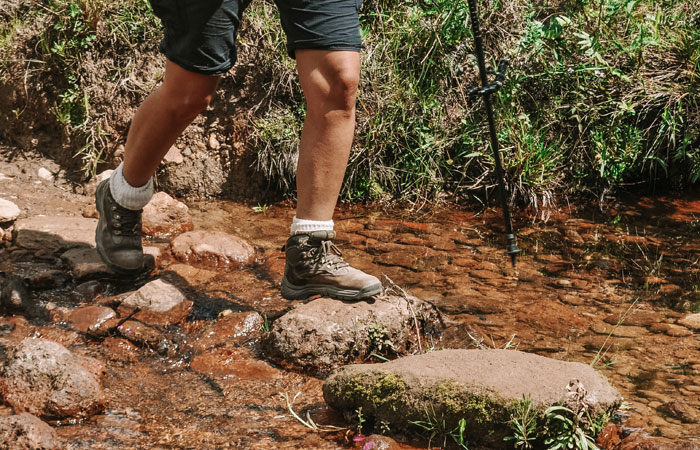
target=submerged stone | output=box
[0,413,59,450]
[265,294,441,375]
[323,349,622,444]
[0,338,106,420]
[171,230,255,268]
[120,279,192,326]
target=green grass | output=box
[1,0,698,203]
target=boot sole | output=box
[281,277,383,301]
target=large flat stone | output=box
[14,216,97,251]
[61,247,158,280]
[323,349,622,444]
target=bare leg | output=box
[294,49,360,221]
[122,60,220,186]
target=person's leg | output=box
[122,60,220,187]
[294,49,359,221]
[280,49,381,300]
[95,62,220,274]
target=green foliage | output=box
[252,0,700,206]
[504,398,610,450]
[411,411,469,449]
[504,396,538,449]
[366,323,395,355]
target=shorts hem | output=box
[163,50,234,76]
[287,43,362,59]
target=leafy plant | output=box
[543,405,599,450]
[504,396,538,449]
[411,410,469,449]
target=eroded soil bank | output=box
[1,146,699,449]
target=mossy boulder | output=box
[323,349,622,445]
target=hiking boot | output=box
[282,230,382,300]
[95,179,145,275]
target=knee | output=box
[308,67,360,115]
[166,90,214,122]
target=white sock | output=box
[109,162,153,210]
[290,216,334,235]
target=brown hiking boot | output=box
[94,179,145,275]
[282,230,382,300]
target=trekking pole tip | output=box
[506,234,519,267]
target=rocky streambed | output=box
[1,147,699,449]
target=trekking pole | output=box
[466,0,520,267]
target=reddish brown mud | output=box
[1,148,699,448]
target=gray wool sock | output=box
[108,162,153,210]
[290,216,334,235]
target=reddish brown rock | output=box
[0,413,59,450]
[659,400,699,423]
[119,279,192,326]
[190,347,279,379]
[28,270,68,290]
[678,313,700,331]
[101,337,139,362]
[619,432,700,450]
[192,312,264,351]
[116,320,161,347]
[66,306,116,333]
[142,192,193,239]
[171,230,255,268]
[0,338,106,420]
[665,324,693,337]
[362,435,403,450]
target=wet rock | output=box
[619,432,700,450]
[266,294,440,374]
[659,284,682,296]
[664,324,693,337]
[171,230,255,268]
[120,279,192,326]
[101,337,139,362]
[0,413,59,450]
[434,291,507,314]
[190,346,279,379]
[66,306,116,333]
[192,311,264,351]
[14,216,97,251]
[28,269,69,289]
[74,280,105,301]
[117,320,161,347]
[0,198,20,222]
[678,313,700,331]
[0,338,106,420]
[142,192,193,239]
[61,247,157,279]
[659,400,699,423]
[323,349,621,445]
[590,323,648,338]
[0,274,49,322]
[361,435,402,450]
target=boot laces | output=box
[113,206,142,237]
[312,239,349,270]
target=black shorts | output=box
[149,0,363,76]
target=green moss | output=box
[428,380,506,425]
[338,372,408,414]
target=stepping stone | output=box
[323,349,622,446]
[171,230,255,268]
[61,247,158,280]
[0,413,58,450]
[265,294,441,375]
[14,216,97,251]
